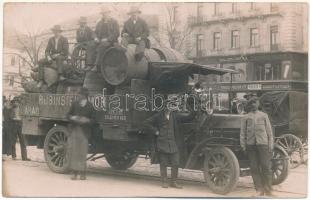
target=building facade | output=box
[187,2,308,114]
[188,2,307,83]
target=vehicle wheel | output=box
[203,147,240,195]
[72,44,87,73]
[44,125,70,173]
[272,145,289,185]
[105,151,138,170]
[276,134,304,169]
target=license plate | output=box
[247,84,262,90]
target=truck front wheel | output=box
[105,151,138,170]
[44,125,70,173]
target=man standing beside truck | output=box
[145,102,196,189]
[240,97,274,196]
[10,97,30,161]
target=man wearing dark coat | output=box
[85,7,120,70]
[145,104,196,188]
[76,17,94,43]
[37,25,69,87]
[9,97,30,161]
[67,88,95,180]
[121,6,150,61]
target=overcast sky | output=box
[4,2,166,34]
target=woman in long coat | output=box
[67,88,94,180]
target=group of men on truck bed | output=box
[33,6,149,89]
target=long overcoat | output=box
[145,111,196,167]
[66,100,94,171]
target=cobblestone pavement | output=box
[3,146,308,197]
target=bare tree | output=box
[162,4,194,53]
[14,29,44,69]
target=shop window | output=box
[270,25,279,50]
[250,28,259,47]
[213,32,221,50]
[254,63,282,81]
[196,34,204,57]
[231,30,240,49]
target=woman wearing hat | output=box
[121,6,150,62]
[67,88,95,180]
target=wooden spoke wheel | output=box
[105,151,138,170]
[72,44,87,73]
[44,126,69,173]
[203,147,240,195]
[272,145,289,185]
[276,134,304,169]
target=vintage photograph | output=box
[2,1,308,198]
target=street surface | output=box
[2,146,308,198]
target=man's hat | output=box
[78,87,89,97]
[127,6,141,15]
[51,25,63,32]
[11,96,20,103]
[243,92,257,99]
[100,7,111,14]
[248,96,259,104]
[78,16,87,24]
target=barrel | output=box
[83,71,114,95]
[101,44,186,86]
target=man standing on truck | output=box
[67,88,95,180]
[121,6,150,62]
[85,7,120,71]
[36,25,69,87]
[10,97,30,161]
[145,102,196,189]
[240,97,274,196]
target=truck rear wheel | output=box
[203,147,240,195]
[272,145,289,185]
[105,151,138,170]
[44,125,70,173]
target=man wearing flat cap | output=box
[85,7,120,71]
[37,25,69,87]
[240,97,274,196]
[76,17,94,44]
[121,6,150,62]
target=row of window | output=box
[196,25,279,56]
[197,3,279,17]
